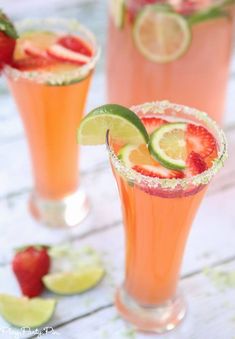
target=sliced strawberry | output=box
[128,0,160,11]
[47,44,91,65]
[133,164,185,198]
[186,123,216,159]
[141,116,167,134]
[185,151,208,177]
[133,164,184,179]
[58,35,93,57]
[178,1,197,15]
[23,41,49,59]
[128,0,166,17]
[12,56,55,71]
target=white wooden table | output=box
[0,1,235,338]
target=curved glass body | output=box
[107,0,235,123]
[5,19,100,227]
[107,101,227,332]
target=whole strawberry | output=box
[0,10,18,69]
[12,246,50,298]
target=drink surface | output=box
[116,115,218,184]
[107,0,235,122]
[7,28,95,199]
[12,30,93,74]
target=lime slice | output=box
[77,104,149,145]
[110,0,125,29]
[0,294,56,328]
[133,5,191,63]
[43,266,105,295]
[119,144,157,167]
[148,123,187,170]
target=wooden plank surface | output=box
[41,260,235,339]
[0,1,235,338]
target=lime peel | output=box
[110,0,125,29]
[77,104,149,146]
[148,123,187,170]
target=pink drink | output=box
[107,0,235,123]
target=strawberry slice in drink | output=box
[47,44,91,65]
[133,164,184,179]
[186,123,217,159]
[12,56,55,71]
[58,35,93,57]
[141,116,168,134]
[47,34,93,65]
[185,151,208,177]
[23,41,49,59]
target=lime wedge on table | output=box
[110,0,125,29]
[77,104,149,145]
[133,5,191,63]
[43,266,105,295]
[148,123,187,170]
[0,294,56,328]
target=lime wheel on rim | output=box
[148,122,187,170]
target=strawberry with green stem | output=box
[0,10,18,70]
[12,245,50,298]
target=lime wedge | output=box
[148,123,187,170]
[43,266,105,295]
[133,5,191,63]
[0,294,56,328]
[77,104,149,145]
[110,0,125,29]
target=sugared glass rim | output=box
[107,101,228,190]
[4,18,100,85]
[121,0,234,11]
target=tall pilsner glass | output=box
[107,102,227,332]
[5,18,100,227]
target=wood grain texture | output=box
[38,261,235,339]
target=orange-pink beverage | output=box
[5,19,99,227]
[107,0,235,123]
[107,102,227,332]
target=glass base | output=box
[29,189,89,228]
[115,287,186,333]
